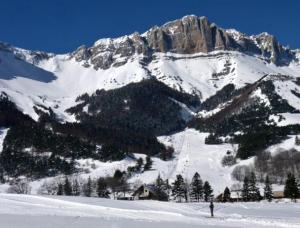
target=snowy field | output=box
[0,194,299,228]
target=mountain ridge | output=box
[1,15,297,69]
[70,15,295,70]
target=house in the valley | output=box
[273,191,284,199]
[132,184,168,201]
[215,189,242,202]
[228,189,243,202]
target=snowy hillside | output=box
[1,48,300,122]
[21,130,297,196]
[1,15,300,123]
[0,15,300,196]
[0,194,299,228]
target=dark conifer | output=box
[57,183,63,195]
[242,177,250,202]
[223,187,231,202]
[190,172,203,202]
[248,172,261,201]
[113,169,124,180]
[72,179,81,196]
[144,156,153,171]
[203,181,213,202]
[172,174,186,202]
[284,173,299,202]
[263,175,273,202]
[135,158,144,172]
[163,179,172,197]
[83,176,92,197]
[97,177,109,198]
[155,174,164,190]
[63,177,72,196]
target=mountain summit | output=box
[72,15,294,70]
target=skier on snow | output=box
[209,200,214,217]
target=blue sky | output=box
[0,0,299,53]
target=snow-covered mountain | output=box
[0,15,300,194]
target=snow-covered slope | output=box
[1,15,299,124]
[1,49,300,122]
[0,128,8,152]
[23,129,253,195]
[0,194,299,228]
[131,129,238,194]
[1,15,300,192]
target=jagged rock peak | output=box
[146,15,234,54]
[71,15,295,69]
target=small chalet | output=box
[132,184,168,201]
[230,189,242,202]
[216,189,242,202]
[273,191,284,199]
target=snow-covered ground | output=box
[0,194,299,228]
[270,113,300,127]
[0,128,8,152]
[267,135,300,154]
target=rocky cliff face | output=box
[71,15,294,69]
[146,16,234,53]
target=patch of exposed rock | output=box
[71,15,295,69]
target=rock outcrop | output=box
[71,15,295,69]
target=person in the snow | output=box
[209,200,214,217]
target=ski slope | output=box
[22,129,292,195]
[0,128,8,153]
[0,194,299,228]
[25,129,250,195]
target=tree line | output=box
[6,169,299,202]
[35,171,215,203]
[238,172,299,202]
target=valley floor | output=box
[0,194,299,228]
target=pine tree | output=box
[0,167,5,184]
[223,187,231,202]
[184,178,189,202]
[144,156,153,171]
[113,169,124,179]
[155,174,164,190]
[119,177,130,197]
[190,172,203,202]
[97,177,109,198]
[57,183,63,195]
[63,177,72,196]
[248,172,261,201]
[135,158,144,172]
[242,177,250,202]
[284,173,299,202]
[72,179,81,196]
[163,179,172,197]
[172,174,186,202]
[83,176,92,197]
[203,181,213,202]
[263,175,273,202]
[154,174,169,201]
